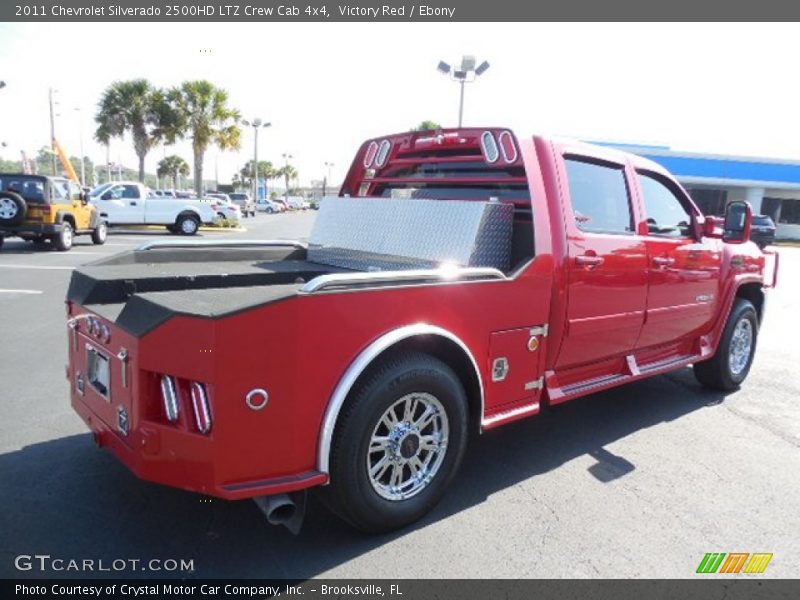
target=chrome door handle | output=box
[575,255,604,267]
[652,256,675,267]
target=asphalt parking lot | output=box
[0,212,797,579]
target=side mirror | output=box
[702,215,722,238]
[723,201,753,244]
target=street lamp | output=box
[437,55,490,127]
[48,87,59,175]
[242,118,271,203]
[74,107,86,187]
[322,161,334,197]
[282,153,293,202]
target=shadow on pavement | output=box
[0,367,728,579]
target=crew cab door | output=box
[554,155,648,370]
[633,171,722,348]
[96,184,145,224]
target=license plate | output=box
[86,345,110,400]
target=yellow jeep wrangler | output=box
[0,174,107,251]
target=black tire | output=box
[91,221,107,245]
[0,191,27,226]
[0,236,4,250]
[324,352,469,533]
[53,221,74,251]
[32,236,48,247]
[694,298,758,391]
[165,224,178,234]
[176,214,200,236]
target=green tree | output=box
[168,80,241,196]
[157,155,190,189]
[414,120,442,131]
[94,79,175,183]
[277,164,298,198]
[238,159,276,187]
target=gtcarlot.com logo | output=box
[14,554,195,573]
[696,552,773,574]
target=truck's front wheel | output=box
[694,298,758,391]
[53,221,74,251]
[325,353,468,533]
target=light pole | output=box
[242,118,271,202]
[437,56,490,127]
[74,107,86,187]
[282,153,293,202]
[48,87,58,175]
[322,161,334,197]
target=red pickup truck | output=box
[65,129,777,533]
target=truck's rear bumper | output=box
[71,394,328,500]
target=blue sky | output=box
[1,22,799,186]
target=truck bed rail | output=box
[299,267,507,294]
[135,239,307,251]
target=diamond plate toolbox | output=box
[308,197,513,272]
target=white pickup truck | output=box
[89,182,216,235]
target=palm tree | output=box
[278,164,298,199]
[168,80,241,196]
[157,155,190,190]
[95,80,174,182]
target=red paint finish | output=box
[66,129,775,502]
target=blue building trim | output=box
[638,154,800,186]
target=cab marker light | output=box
[481,131,500,163]
[375,139,391,167]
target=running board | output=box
[546,353,699,405]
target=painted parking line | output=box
[0,289,44,294]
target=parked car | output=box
[750,214,776,249]
[66,128,778,535]
[229,192,257,217]
[0,173,107,251]
[257,198,285,213]
[285,196,310,210]
[202,195,241,224]
[89,181,216,235]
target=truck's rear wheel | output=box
[53,221,74,251]
[325,352,468,533]
[176,214,199,235]
[694,298,758,391]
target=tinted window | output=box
[564,159,633,234]
[0,176,46,203]
[122,185,139,199]
[638,173,692,238]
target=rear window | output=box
[564,159,634,235]
[0,176,46,203]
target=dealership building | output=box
[602,143,800,240]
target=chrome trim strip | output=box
[299,267,506,294]
[191,382,212,434]
[135,239,306,251]
[317,323,485,476]
[160,375,179,422]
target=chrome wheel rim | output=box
[0,198,18,219]
[181,219,196,234]
[729,318,753,376]
[96,223,107,241]
[366,392,449,501]
[62,225,73,247]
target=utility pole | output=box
[48,87,57,175]
[323,161,334,197]
[242,118,271,202]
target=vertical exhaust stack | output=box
[253,492,307,535]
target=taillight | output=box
[363,141,379,168]
[498,130,518,163]
[160,375,179,422]
[191,382,212,434]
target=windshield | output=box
[0,175,47,203]
[90,183,114,197]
